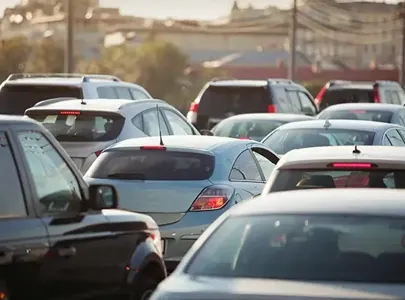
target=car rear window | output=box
[186,214,405,282]
[87,150,215,180]
[213,119,286,141]
[262,128,375,155]
[26,111,125,142]
[320,88,373,110]
[269,169,405,192]
[319,109,393,123]
[0,84,82,115]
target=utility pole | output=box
[288,0,298,81]
[64,0,74,73]
[400,1,405,87]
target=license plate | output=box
[160,239,166,254]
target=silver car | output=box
[25,98,200,173]
[83,135,279,272]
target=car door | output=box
[0,128,50,299]
[161,108,198,135]
[14,130,117,298]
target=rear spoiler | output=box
[34,97,78,107]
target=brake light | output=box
[190,185,234,211]
[330,163,373,168]
[60,111,80,115]
[239,136,250,140]
[349,110,366,114]
[373,84,380,103]
[189,102,199,112]
[268,104,276,113]
[95,150,103,157]
[315,86,327,106]
[140,146,166,150]
[150,229,163,256]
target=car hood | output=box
[152,274,405,300]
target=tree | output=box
[0,36,31,81]
[23,38,64,73]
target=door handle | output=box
[57,246,76,258]
[0,249,13,265]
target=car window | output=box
[286,91,302,113]
[97,86,118,99]
[386,129,405,146]
[0,131,26,217]
[298,92,317,115]
[390,91,401,105]
[252,150,276,181]
[319,109,393,123]
[383,134,392,146]
[163,109,194,135]
[17,131,83,214]
[229,150,262,181]
[115,87,133,99]
[384,90,393,104]
[272,87,292,112]
[397,90,405,105]
[137,109,170,136]
[398,129,405,141]
[130,88,149,100]
[320,89,373,110]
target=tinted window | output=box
[272,87,292,112]
[230,150,262,181]
[386,129,405,146]
[115,87,132,99]
[320,88,373,110]
[199,86,269,118]
[319,109,393,123]
[269,170,405,192]
[213,119,285,141]
[286,91,301,113]
[97,86,118,99]
[17,131,82,214]
[26,111,125,142]
[186,214,405,282]
[263,128,375,155]
[0,131,26,217]
[163,109,194,135]
[133,109,169,136]
[130,88,149,99]
[87,150,215,180]
[298,92,316,115]
[0,85,82,115]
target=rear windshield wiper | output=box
[107,173,146,180]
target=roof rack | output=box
[33,97,79,107]
[6,73,121,83]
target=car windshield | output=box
[0,85,82,115]
[319,109,393,123]
[268,170,405,192]
[186,214,405,283]
[212,119,286,141]
[320,88,373,110]
[262,128,375,155]
[26,111,125,142]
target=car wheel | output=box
[130,277,159,300]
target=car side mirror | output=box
[200,129,214,136]
[88,184,118,210]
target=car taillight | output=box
[373,84,380,103]
[315,86,327,106]
[329,162,376,168]
[190,185,234,211]
[268,104,276,113]
[239,136,250,140]
[189,102,199,112]
[140,146,166,150]
[95,150,103,157]
[150,229,163,256]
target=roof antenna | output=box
[323,119,331,129]
[353,145,360,154]
[156,104,164,146]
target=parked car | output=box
[211,113,314,141]
[25,98,200,173]
[151,188,405,300]
[0,115,166,300]
[84,135,279,272]
[315,80,405,111]
[261,119,405,156]
[187,79,318,130]
[317,103,405,126]
[262,145,405,194]
[0,73,152,115]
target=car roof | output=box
[5,77,85,86]
[209,80,268,87]
[328,83,373,90]
[0,114,39,126]
[218,113,314,122]
[277,145,405,169]
[321,103,403,112]
[273,119,399,132]
[231,189,405,217]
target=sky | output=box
[0,0,402,20]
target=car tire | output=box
[130,276,159,300]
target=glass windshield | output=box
[268,170,405,192]
[26,111,125,142]
[319,110,393,123]
[213,119,285,141]
[0,85,82,115]
[186,214,405,283]
[320,88,373,110]
[262,128,375,155]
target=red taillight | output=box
[268,104,276,113]
[140,146,166,150]
[60,111,80,115]
[189,102,199,112]
[95,150,103,157]
[239,136,250,140]
[373,84,380,103]
[349,110,366,114]
[315,86,327,106]
[190,185,234,211]
[330,163,372,168]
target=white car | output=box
[262,145,405,195]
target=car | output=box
[187,79,318,130]
[0,115,166,300]
[0,73,152,115]
[25,98,200,173]
[315,80,405,111]
[261,145,405,194]
[210,113,314,141]
[84,135,280,272]
[317,103,405,126]
[261,119,405,156]
[150,188,405,300]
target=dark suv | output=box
[187,79,318,130]
[0,115,166,300]
[315,80,405,111]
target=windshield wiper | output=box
[107,173,146,180]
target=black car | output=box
[317,103,405,127]
[0,115,166,300]
[187,79,318,130]
[315,80,405,111]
